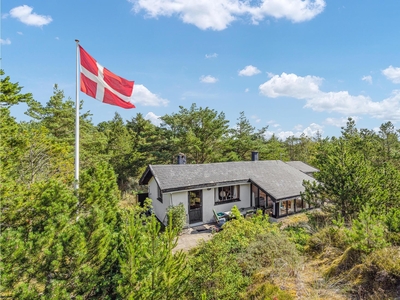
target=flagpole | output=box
[75,39,80,190]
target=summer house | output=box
[139,153,318,227]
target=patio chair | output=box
[213,209,227,226]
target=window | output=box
[267,196,273,208]
[295,198,303,212]
[189,190,202,209]
[216,185,240,204]
[279,201,288,217]
[157,186,163,203]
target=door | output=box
[188,190,202,224]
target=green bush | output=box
[307,226,349,254]
[284,226,311,252]
[187,238,250,300]
[306,210,332,231]
[241,282,295,300]
[366,247,400,277]
[237,231,301,277]
[324,247,363,278]
[186,215,275,299]
[346,204,389,254]
[385,208,400,233]
[344,247,400,298]
[166,203,186,233]
[231,205,244,220]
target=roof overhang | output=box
[161,179,250,193]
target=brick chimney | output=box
[251,151,259,161]
[177,153,186,164]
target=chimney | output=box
[177,153,186,164]
[251,151,259,161]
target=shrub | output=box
[346,204,389,254]
[166,203,186,233]
[187,238,250,300]
[186,214,277,299]
[231,205,244,220]
[241,282,295,300]
[307,226,349,254]
[345,247,400,298]
[324,247,363,277]
[306,210,332,231]
[366,247,400,277]
[385,208,400,233]
[237,231,302,277]
[284,226,311,252]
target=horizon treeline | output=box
[4,70,399,194]
[1,71,399,299]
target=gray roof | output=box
[140,160,316,201]
[285,161,319,174]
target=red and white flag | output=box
[79,45,135,109]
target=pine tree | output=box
[223,111,268,161]
[347,204,388,253]
[0,180,84,299]
[118,210,189,299]
[25,85,108,170]
[160,103,229,164]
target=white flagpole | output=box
[75,39,80,190]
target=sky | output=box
[2,0,400,139]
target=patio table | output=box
[224,207,256,219]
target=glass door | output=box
[188,190,202,224]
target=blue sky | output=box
[2,0,400,139]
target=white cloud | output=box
[264,130,290,140]
[0,38,11,45]
[382,65,400,84]
[293,124,303,131]
[324,116,360,127]
[205,53,218,58]
[251,115,261,123]
[17,31,23,35]
[264,123,323,140]
[304,92,373,115]
[266,120,280,128]
[200,75,218,83]
[145,112,162,126]
[9,5,52,27]
[259,72,322,99]
[267,72,275,78]
[245,88,249,92]
[132,84,169,106]
[129,0,326,31]
[302,123,323,137]
[362,75,372,84]
[238,65,261,76]
[259,72,400,120]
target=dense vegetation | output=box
[1,70,399,299]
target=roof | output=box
[140,160,316,201]
[285,161,319,174]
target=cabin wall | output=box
[169,191,189,226]
[198,183,252,224]
[148,177,169,223]
[149,179,252,226]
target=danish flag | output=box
[79,45,135,109]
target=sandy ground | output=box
[173,224,217,253]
